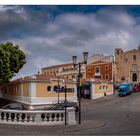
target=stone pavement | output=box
[56,120,105,135]
[0,97,106,135]
[0,119,105,135]
[1,92,140,136]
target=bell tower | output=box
[115,48,123,62]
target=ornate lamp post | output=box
[112,56,115,94]
[72,52,88,124]
[64,85,67,125]
[57,76,60,103]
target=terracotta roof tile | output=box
[10,74,74,83]
[42,63,73,69]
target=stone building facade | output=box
[115,46,140,83]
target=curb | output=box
[58,120,105,134]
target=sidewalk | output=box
[57,120,105,135]
[0,120,105,135]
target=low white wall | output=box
[0,108,76,125]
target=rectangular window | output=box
[95,66,100,73]
[88,75,91,79]
[133,55,136,60]
[103,86,105,90]
[88,67,91,72]
[105,74,109,80]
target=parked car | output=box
[133,84,140,92]
[1,103,28,110]
[46,101,78,112]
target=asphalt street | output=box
[1,92,140,135]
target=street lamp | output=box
[83,52,88,64]
[57,77,60,103]
[112,56,115,94]
[72,51,88,124]
[64,85,67,125]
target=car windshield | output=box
[1,103,27,110]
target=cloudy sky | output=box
[0,5,140,79]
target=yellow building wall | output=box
[5,83,21,97]
[14,83,21,96]
[11,85,15,96]
[4,80,75,100]
[94,83,113,94]
[23,83,30,97]
[18,84,22,96]
[36,81,74,98]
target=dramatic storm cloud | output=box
[0,5,140,79]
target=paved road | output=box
[81,92,140,135]
[1,92,140,135]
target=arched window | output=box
[47,86,51,92]
[54,86,58,91]
[61,86,64,92]
[132,73,137,81]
